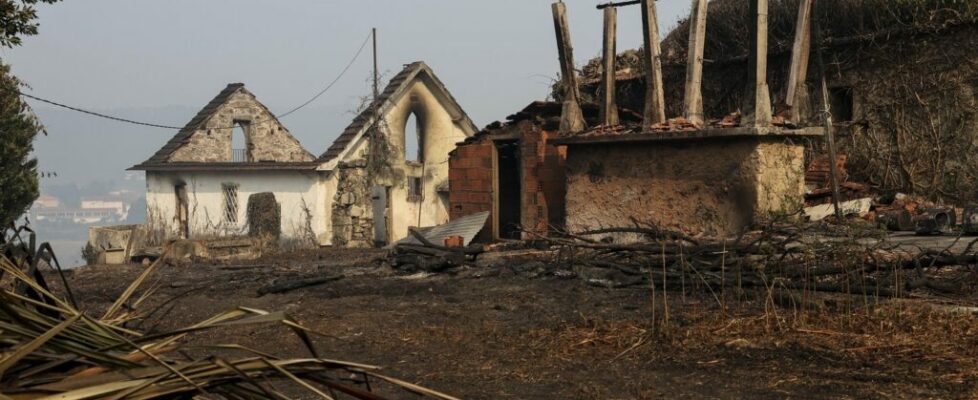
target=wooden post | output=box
[552,2,586,135]
[641,0,666,128]
[813,18,843,220]
[683,0,708,126]
[785,0,813,122]
[742,0,773,127]
[600,6,620,126]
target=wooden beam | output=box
[600,6,620,126]
[813,19,844,221]
[597,0,640,9]
[785,0,813,122]
[552,2,586,134]
[641,0,666,127]
[683,0,707,126]
[742,0,773,127]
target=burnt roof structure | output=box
[318,61,478,164]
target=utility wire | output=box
[18,92,184,129]
[276,31,372,118]
[16,30,374,130]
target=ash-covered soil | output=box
[54,248,978,399]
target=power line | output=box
[18,92,184,129]
[16,30,374,130]
[277,31,372,118]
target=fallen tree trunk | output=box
[257,274,344,296]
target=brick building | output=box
[449,102,638,241]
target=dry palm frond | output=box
[0,228,459,400]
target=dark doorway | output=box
[371,186,391,246]
[496,140,522,240]
[174,183,189,239]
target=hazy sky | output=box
[8,0,690,185]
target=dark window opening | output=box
[407,177,423,201]
[405,113,423,163]
[829,87,854,122]
[232,121,250,162]
[496,140,522,240]
[222,183,239,223]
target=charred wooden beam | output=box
[641,0,666,127]
[785,0,813,121]
[683,0,708,126]
[596,0,641,9]
[552,2,586,135]
[742,0,773,127]
[600,6,620,126]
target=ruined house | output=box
[447,102,638,241]
[131,62,477,247]
[546,0,824,239]
[576,0,978,204]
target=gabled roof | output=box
[130,83,313,171]
[318,61,478,163]
[137,83,245,167]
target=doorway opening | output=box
[495,140,521,240]
[174,183,189,239]
[371,186,391,246]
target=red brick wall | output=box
[449,140,494,242]
[519,126,566,238]
[448,122,568,242]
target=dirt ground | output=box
[54,247,978,399]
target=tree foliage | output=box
[0,0,61,225]
[0,63,42,226]
[0,0,61,48]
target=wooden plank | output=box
[641,0,666,127]
[742,0,773,127]
[814,19,844,220]
[551,2,586,134]
[600,6,620,126]
[785,0,813,121]
[683,0,708,126]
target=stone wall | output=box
[330,161,374,248]
[564,136,805,239]
[169,90,313,163]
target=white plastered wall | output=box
[338,78,470,243]
[145,170,328,241]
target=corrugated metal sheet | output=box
[391,211,489,248]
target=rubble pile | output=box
[387,223,978,297]
[803,154,969,235]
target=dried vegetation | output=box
[0,226,458,400]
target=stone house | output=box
[130,61,477,247]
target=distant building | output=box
[81,197,127,219]
[33,208,119,224]
[33,194,61,209]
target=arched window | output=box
[231,121,249,162]
[404,113,422,163]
